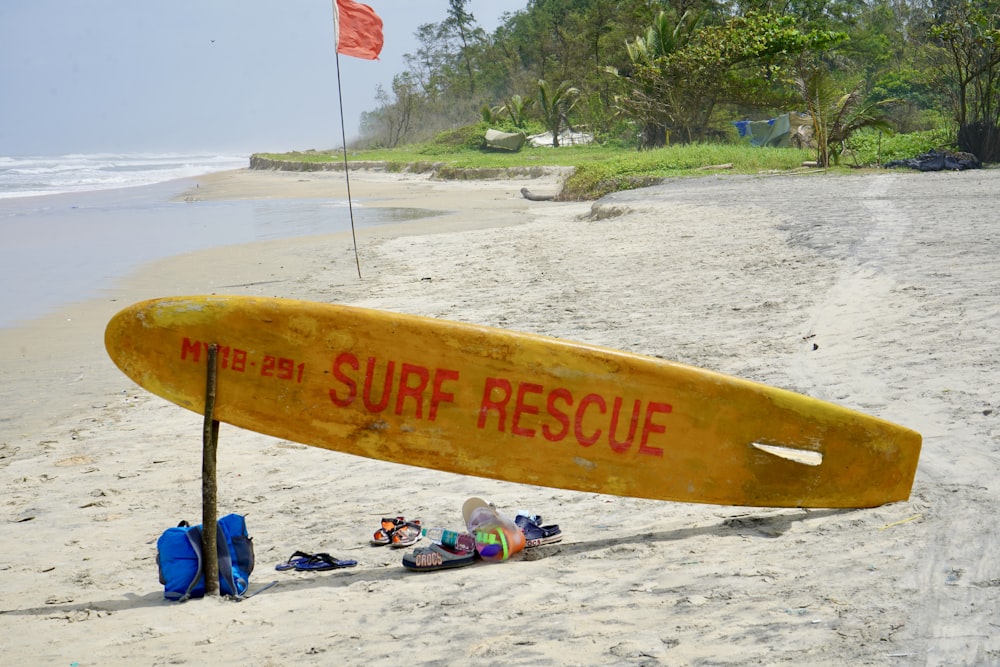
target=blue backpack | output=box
[156,513,255,601]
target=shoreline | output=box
[0,168,572,437]
[2,167,999,664]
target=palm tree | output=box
[497,94,535,129]
[610,10,706,148]
[798,69,898,167]
[625,9,703,65]
[536,79,579,147]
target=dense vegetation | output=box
[262,1,998,198]
[254,126,947,199]
[354,0,1000,162]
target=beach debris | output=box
[0,443,20,464]
[520,187,555,201]
[527,130,593,147]
[484,129,526,152]
[878,513,923,531]
[885,149,981,171]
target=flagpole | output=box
[334,51,363,280]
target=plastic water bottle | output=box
[421,527,477,552]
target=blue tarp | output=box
[733,113,792,147]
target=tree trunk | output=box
[959,121,1000,162]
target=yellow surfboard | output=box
[104,296,921,508]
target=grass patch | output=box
[557,144,812,199]
[843,127,956,166]
[254,142,815,200]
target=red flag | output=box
[333,0,384,60]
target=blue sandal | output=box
[275,550,318,571]
[292,553,358,571]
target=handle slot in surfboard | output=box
[751,442,823,466]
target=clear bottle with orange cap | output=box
[462,497,526,562]
[420,526,477,552]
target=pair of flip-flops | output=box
[371,516,423,548]
[515,514,563,548]
[275,550,357,572]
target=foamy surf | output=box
[0,153,247,199]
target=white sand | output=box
[1,166,998,665]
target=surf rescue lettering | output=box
[180,338,305,383]
[328,352,458,420]
[328,351,668,457]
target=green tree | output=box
[362,73,424,148]
[497,94,535,129]
[353,0,966,152]
[407,23,450,98]
[613,12,844,145]
[612,10,705,147]
[536,79,580,146]
[798,68,898,166]
[926,1,1000,159]
[443,0,484,96]
[495,1,658,107]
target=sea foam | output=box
[0,153,247,199]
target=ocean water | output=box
[0,153,429,328]
[0,153,249,199]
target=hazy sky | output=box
[0,1,525,157]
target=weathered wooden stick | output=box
[201,343,221,596]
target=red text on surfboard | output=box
[180,338,305,383]
[478,378,669,456]
[326,351,669,457]
[328,352,459,420]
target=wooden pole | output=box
[201,343,221,596]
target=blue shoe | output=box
[515,513,563,548]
